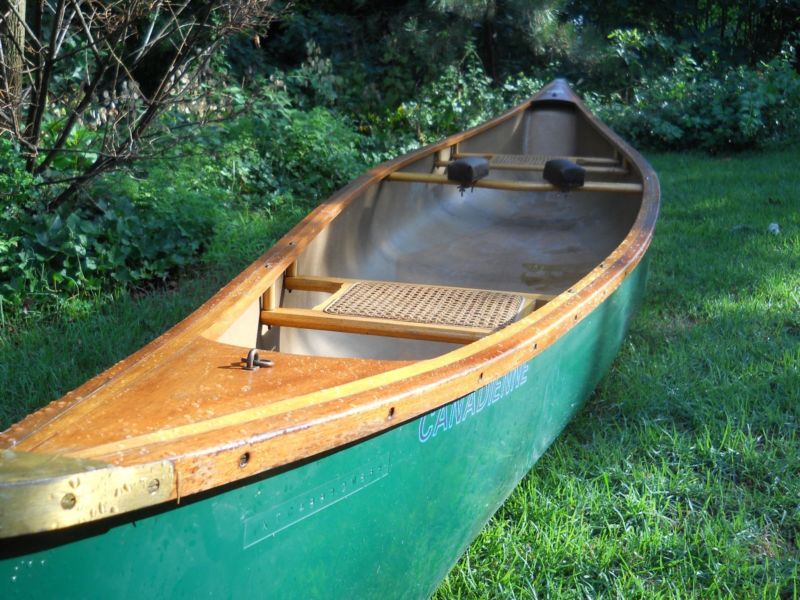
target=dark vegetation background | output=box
[0,0,798,317]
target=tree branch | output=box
[24,0,67,168]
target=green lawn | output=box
[1,147,798,598]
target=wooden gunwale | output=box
[1,81,659,507]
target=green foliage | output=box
[378,47,544,146]
[386,48,501,145]
[0,136,40,214]
[259,4,479,112]
[250,103,372,206]
[595,47,800,151]
[261,0,574,113]
[194,85,376,212]
[566,0,800,67]
[0,165,219,309]
[0,83,379,315]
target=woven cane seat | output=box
[323,281,525,330]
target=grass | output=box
[1,145,798,597]
[433,146,800,598]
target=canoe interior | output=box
[220,103,643,360]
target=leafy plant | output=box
[0,147,224,312]
[595,45,800,151]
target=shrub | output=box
[0,83,378,316]
[258,106,369,203]
[0,154,220,312]
[373,47,545,150]
[242,92,374,207]
[595,47,800,152]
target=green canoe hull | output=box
[0,259,648,599]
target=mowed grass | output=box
[1,147,798,598]
[434,147,800,598]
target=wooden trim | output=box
[386,172,643,194]
[284,275,556,304]
[261,308,490,344]
[262,284,277,311]
[454,151,619,166]
[284,275,346,294]
[436,159,628,175]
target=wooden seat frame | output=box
[261,274,554,344]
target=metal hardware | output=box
[447,156,490,196]
[242,348,273,371]
[0,450,175,538]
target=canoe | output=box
[0,80,659,598]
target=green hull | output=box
[0,260,648,599]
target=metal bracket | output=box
[241,348,274,371]
[0,450,174,538]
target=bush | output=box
[0,165,220,311]
[0,137,41,215]
[0,81,384,316]
[373,47,545,149]
[252,105,372,205]
[595,46,800,152]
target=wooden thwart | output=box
[284,275,554,301]
[261,308,491,344]
[455,152,619,166]
[437,156,627,175]
[387,172,643,194]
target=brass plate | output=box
[0,450,174,538]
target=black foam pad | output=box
[543,159,585,188]
[447,157,490,185]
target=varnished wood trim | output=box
[284,275,556,303]
[386,172,643,194]
[454,151,620,166]
[436,159,627,175]
[284,275,346,293]
[262,284,277,311]
[261,308,489,344]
